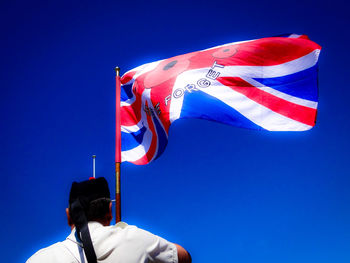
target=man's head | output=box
[66,177,112,227]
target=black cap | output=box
[69,177,110,208]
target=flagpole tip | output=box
[115,66,120,77]
[92,155,96,159]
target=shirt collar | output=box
[66,221,104,244]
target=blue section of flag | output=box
[253,65,318,101]
[179,90,265,130]
[121,125,147,151]
[151,114,168,160]
[121,82,134,102]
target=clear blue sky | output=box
[1,0,349,262]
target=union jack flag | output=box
[120,34,321,165]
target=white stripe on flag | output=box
[288,34,302,38]
[241,77,318,109]
[201,80,312,131]
[121,121,144,133]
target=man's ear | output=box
[109,202,112,215]
[106,202,113,224]
[66,208,73,227]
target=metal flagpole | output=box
[92,155,96,178]
[115,66,122,223]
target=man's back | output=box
[27,222,178,263]
[27,243,76,263]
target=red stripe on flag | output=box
[121,70,137,84]
[218,77,317,127]
[120,96,142,126]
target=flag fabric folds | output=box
[120,34,321,165]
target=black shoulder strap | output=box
[70,199,97,263]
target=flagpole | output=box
[92,155,96,178]
[115,66,122,223]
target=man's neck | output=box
[70,220,110,230]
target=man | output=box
[27,177,191,263]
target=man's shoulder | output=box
[103,222,161,242]
[103,223,178,262]
[26,242,74,263]
[91,222,177,262]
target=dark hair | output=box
[68,177,111,223]
[69,197,111,222]
[85,197,111,221]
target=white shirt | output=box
[27,222,178,263]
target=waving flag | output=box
[119,34,321,165]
